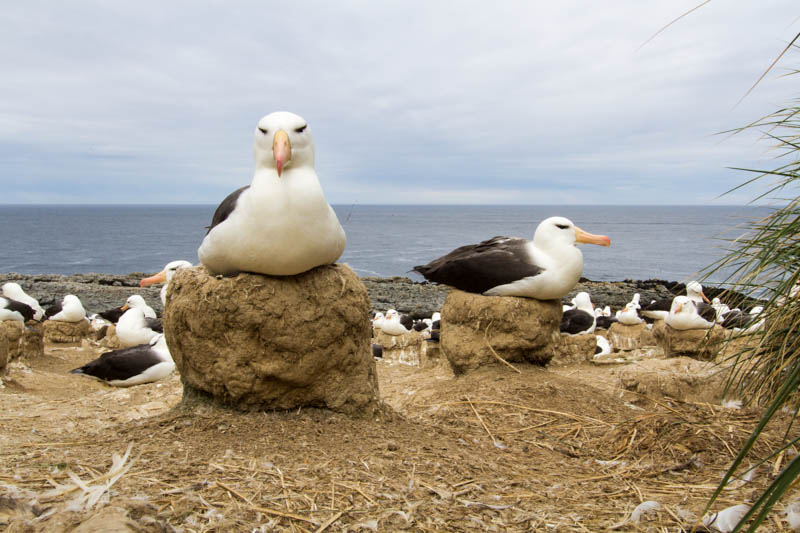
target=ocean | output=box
[0,204,769,284]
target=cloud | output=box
[0,1,796,205]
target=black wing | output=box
[206,185,250,235]
[695,302,716,323]
[99,306,125,323]
[145,317,163,333]
[560,309,595,335]
[71,344,163,382]
[3,298,34,321]
[413,237,543,294]
[641,298,672,312]
[721,310,749,329]
[595,316,617,330]
[44,299,63,318]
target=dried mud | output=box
[2,339,799,531]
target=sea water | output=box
[0,204,769,283]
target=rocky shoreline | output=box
[0,270,760,318]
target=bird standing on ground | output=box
[198,112,346,277]
[413,216,610,300]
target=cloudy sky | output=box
[1,1,797,205]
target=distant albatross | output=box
[71,334,174,387]
[198,111,346,276]
[413,216,610,300]
[140,260,193,305]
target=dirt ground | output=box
[1,340,798,532]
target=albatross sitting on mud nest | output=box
[413,216,610,300]
[198,111,346,277]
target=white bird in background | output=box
[413,216,610,300]
[686,281,711,304]
[615,304,643,325]
[1,282,44,320]
[0,297,30,323]
[48,294,87,323]
[371,312,385,331]
[381,309,411,336]
[711,297,731,323]
[198,111,346,277]
[594,335,612,357]
[71,333,174,387]
[560,291,597,335]
[140,260,193,306]
[666,295,715,330]
[116,308,162,347]
[122,294,157,319]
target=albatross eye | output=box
[258,127,268,135]
[556,224,569,230]
[295,124,307,133]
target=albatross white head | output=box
[253,111,315,177]
[533,217,611,251]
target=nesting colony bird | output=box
[615,303,643,325]
[0,296,34,323]
[413,216,610,300]
[560,292,596,335]
[140,260,193,305]
[640,280,712,321]
[46,295,87,322]
[666,296,715,330]
[116,308,162,347]
[122,294,157,319]
[1,282,44,320]
[198,111,346,277]
[594,335,612,357]
[381,309,411,336]
[70,334,174,387]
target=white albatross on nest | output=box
[413,216,610,300]
[666,295,715,330]
[47,294,87,323]
[2,282,44,320]
[122,294,157,319]
[198,111,346,277]
[140,260,193,305]
[116,307,162,347]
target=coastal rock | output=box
[164,265,379,415]
[618,357,727,403]
[440,290,561,374]
[653,324,727,360]
[363,277,449,318]
[551,333,598,365]
[0,325,8,372]
[608,322,647,351]
[1,321,24,360]
[43,319,90,344]
[373,330,425,366]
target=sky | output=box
[1,1,798,205]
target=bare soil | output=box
[1,342,798,532]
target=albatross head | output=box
[253,111,315,176]
[534,217,611,250]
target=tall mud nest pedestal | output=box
[164,264,379,416]
[440,290,561,374]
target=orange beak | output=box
[121,304,130,312]
[574,226,611,247]
[700,291,711,304]
[675,303,683,313]
[140,269,167,288]
[272,129,291,177]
